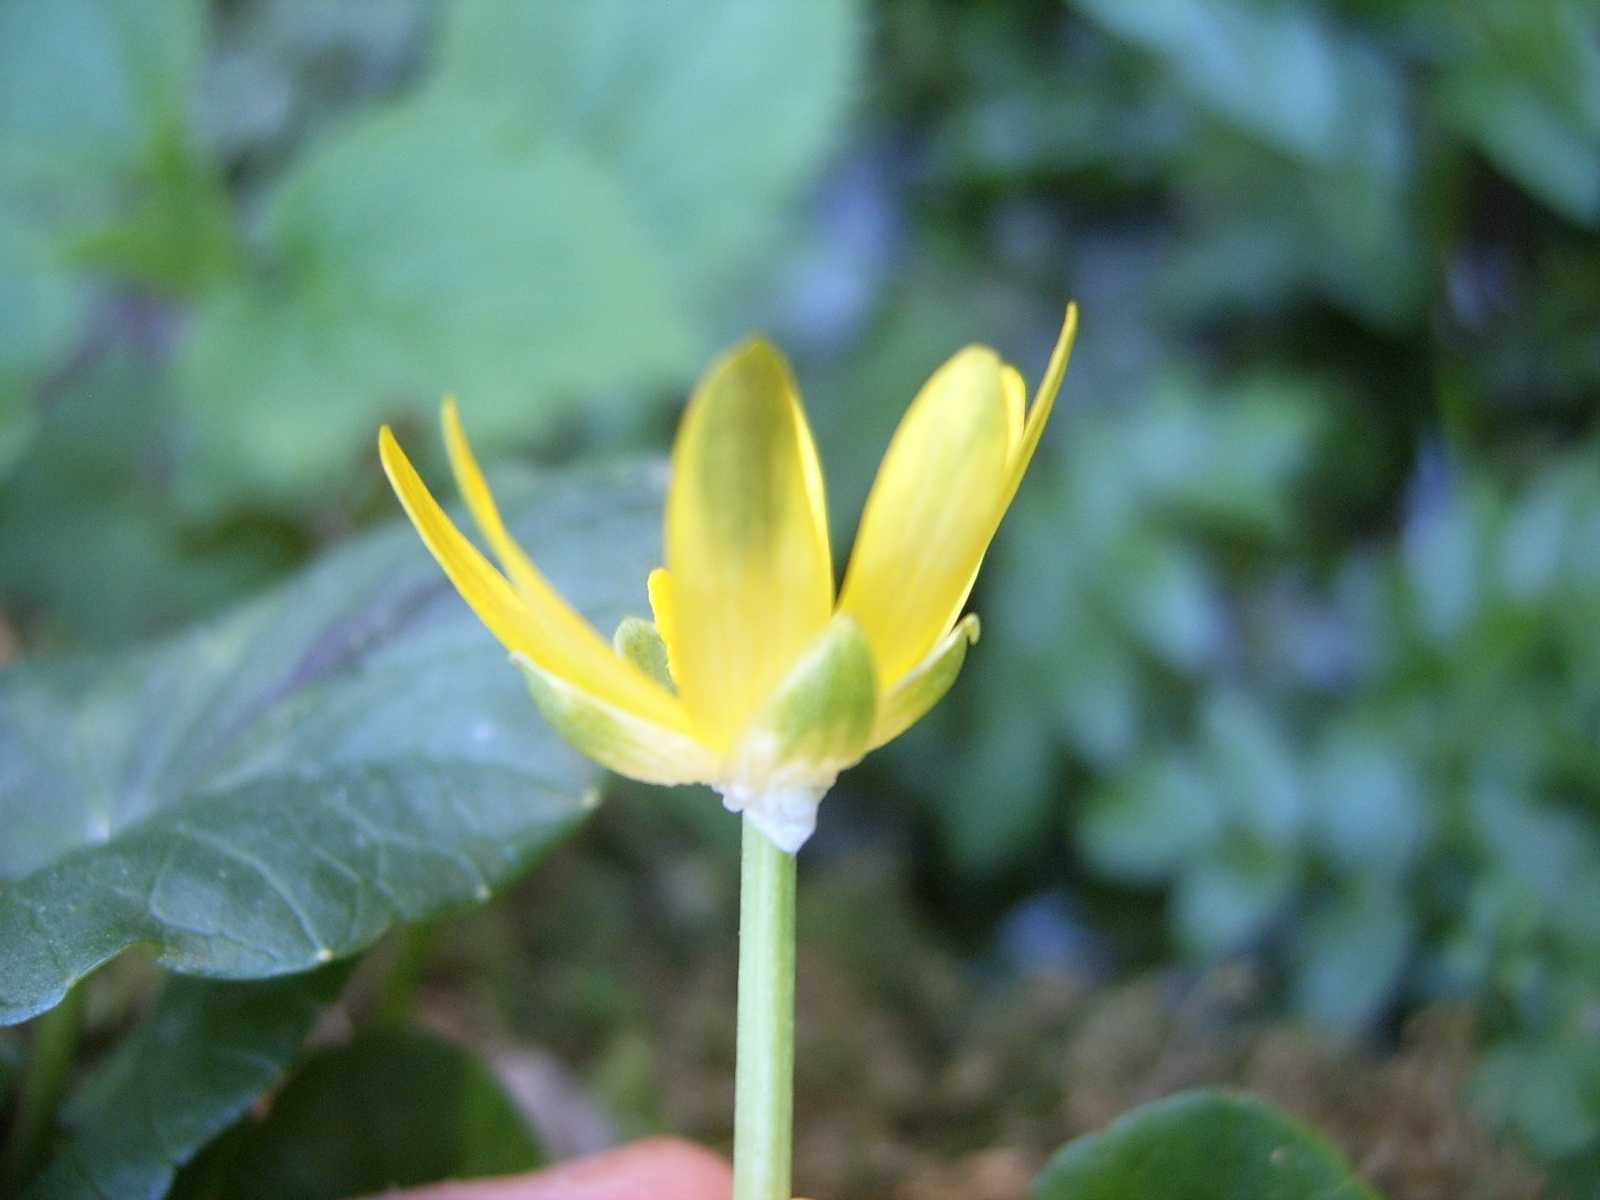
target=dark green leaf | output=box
[0,461,664,1024]
[194,1029,541,1200]
[1034,1088,1383,1200]
[23,966,350,1200]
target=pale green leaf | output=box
[177,0,864,511]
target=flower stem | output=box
[733,815,796,1200]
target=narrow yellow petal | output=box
[999,303,1078,512]
[379,425,544,661]
[664,339,834,751]
[1001,363,1027,456]
[515,653,718,785]
[837,347,1012,685]
[647,566,684,690]
[840,306,1077,690]
[440,398,691,718]
[380,425,688,732]
[441,395,545,597]
[870,614,980,749]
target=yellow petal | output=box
[647,566,684,690]
[837,347,1012,685]
[441,396,545,597]
[999,303,1078,512]
[514,653,717,785]
[870,614,980,749]
[1001,364,1027,455]
[380,425,688,732]
[840,306,1078,689]
[664,339,834,751]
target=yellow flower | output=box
[379,305,1077,851]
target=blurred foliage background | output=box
[2,0,1598,1191]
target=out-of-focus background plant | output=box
[2,1,1597,1198]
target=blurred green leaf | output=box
[1080,753,1222,884]
[1054,632,1142,767]
[1159,138,1424,328]
[24,967,349,1200]
[0,461,664,1024]
[1134,376,1324,539]
[0,222,82,482]
[1034,1088,1382,1199]
[178,0,864,511]
[1174,840,1298,957]
[1110,536,1226,672]
[1067,0,1406,171]
[1474,1039,1600,1162]
[1201,693,1305,846]
[64,123,236,295]
[191,1029,541,1200]
[1437,1,1600,227]
[1307,724,1425,879]
[0,0,224,294]
[1290,879,1411,1029]
[920,695,1059,878]
[0,0,228,482]
[1446,76,1600,227]
[441,0,862,314]
[0,0,205,201]
[0,347,299,645]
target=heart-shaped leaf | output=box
[23,966,350,1200]
[177,1029,542,1200]
[1034,1089,1382,1200]
[0,461,665,1024]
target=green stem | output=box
[733,816,797,1200]
[374,921,437,1027]
[3,984,86,1189]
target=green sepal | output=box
[734,613,877,781]
[612,616,675,692]
[871,613,980,749]
[513,653,716,786]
